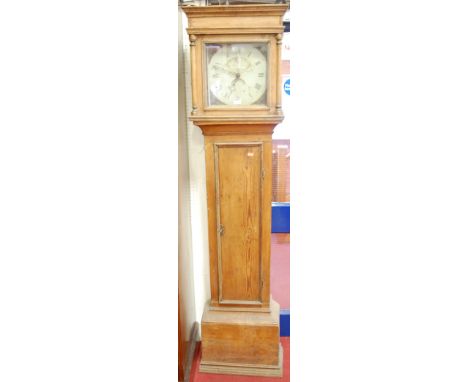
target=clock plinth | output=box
[200,298,282,377]
[182,4,288,378]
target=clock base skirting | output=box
[199,299,282,377]
[199,344,283,377]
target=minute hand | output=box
[237,61,253,73]
[213,65,237,76]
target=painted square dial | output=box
[205,42,268,107]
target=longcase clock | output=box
[182,4,288,377]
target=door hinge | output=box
[262,168,265,180]
[218,224,224,236]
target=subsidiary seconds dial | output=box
[206,44,267,106]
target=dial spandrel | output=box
[205,43,268,107]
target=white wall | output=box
[180,11,211,323]
[178,8,197,340]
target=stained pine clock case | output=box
[182,4,288,377]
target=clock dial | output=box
[206,43,268,106]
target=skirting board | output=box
[200,344,283,377]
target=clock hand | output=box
[239,61,253,73]
[229,72,242,87]
[230,73,250,95]
[213,64,237,77]
[228,76,240,91]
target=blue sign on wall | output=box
[283,78,290,96]
[272,202,290,233]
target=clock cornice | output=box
[182,4,287,35]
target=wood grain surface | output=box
[201,300,280,368]
[204,134,273,308]
[216,142,262,303]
